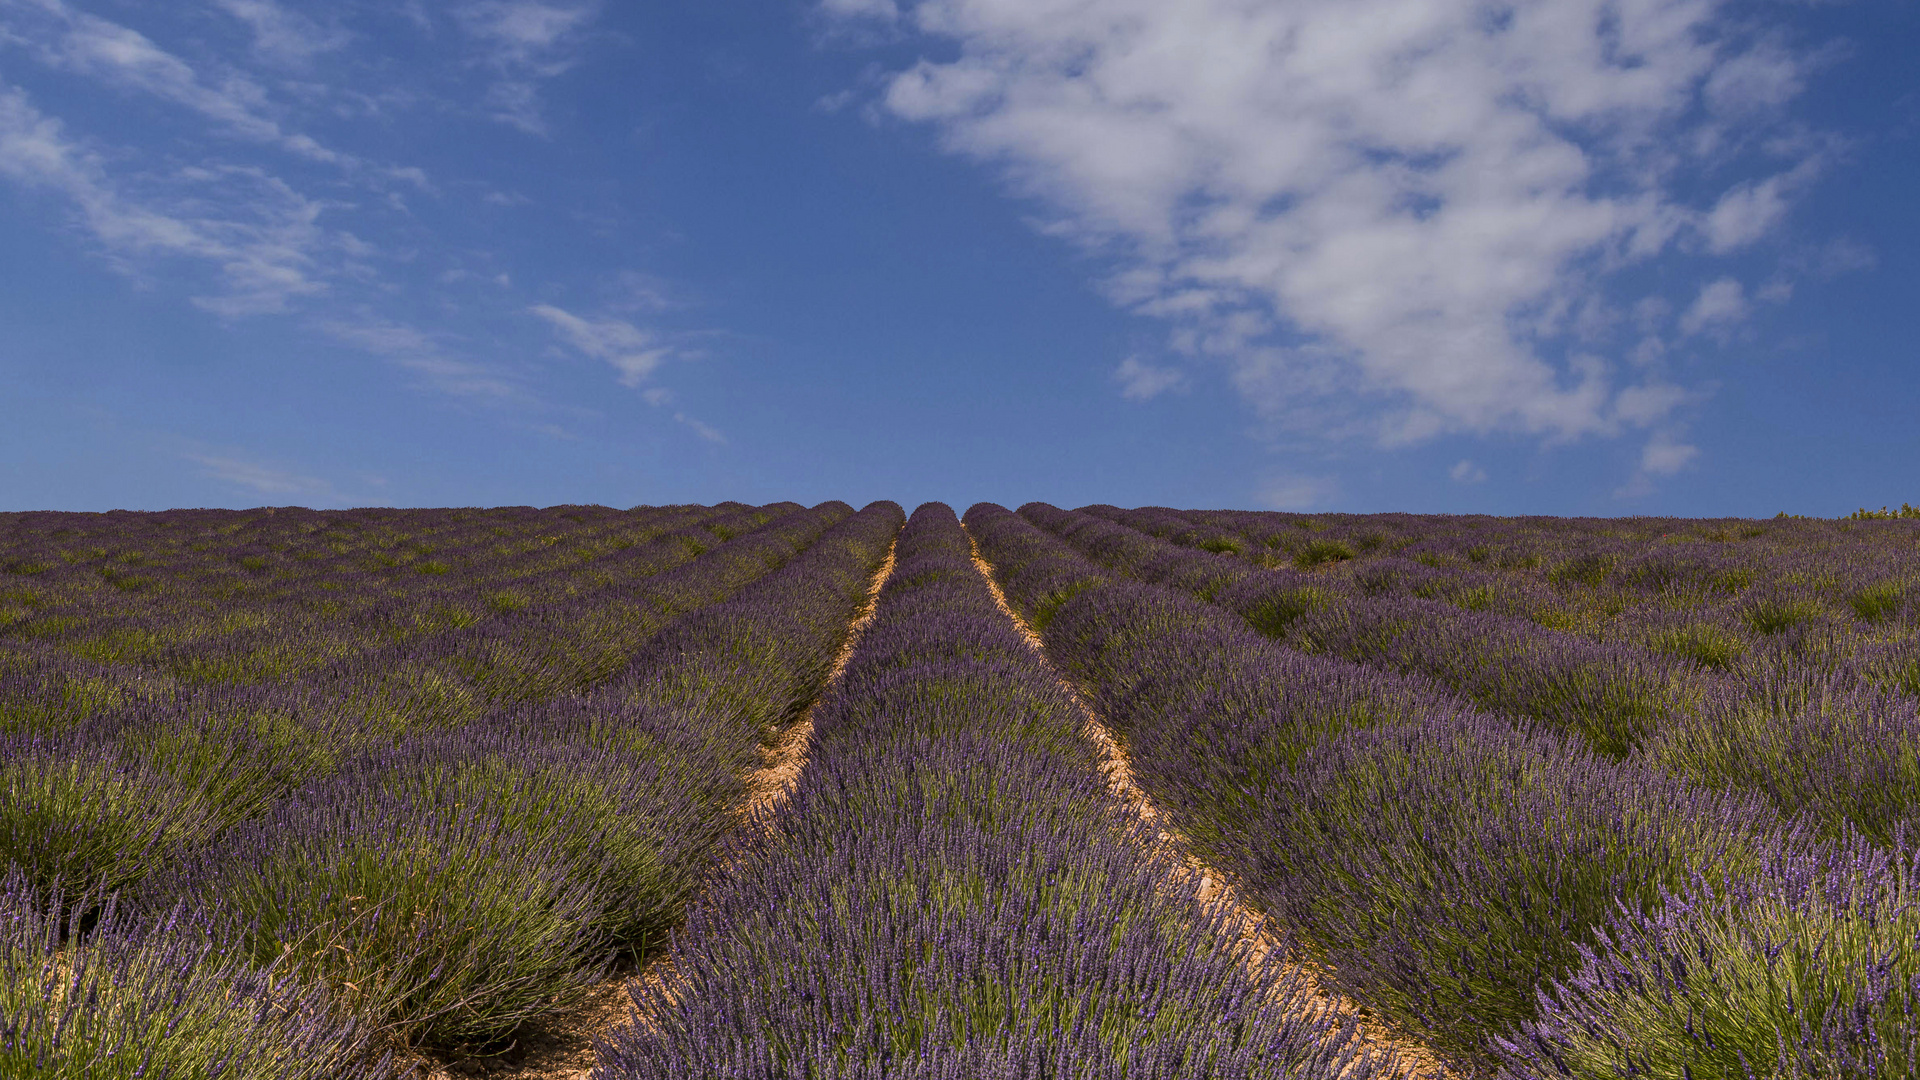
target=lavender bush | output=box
[596,504,1392,1079]
[0,868,393,1077]
[967,502,1792,1071]
[1499,830,1920,1079]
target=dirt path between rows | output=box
[420,541,898,1080]
[964,531,1453,1080]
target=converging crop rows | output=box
[3,501,1917,1077]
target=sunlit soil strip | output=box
[420,541,899,1080]
[741,539,898,820]
[965,532,1454,1080]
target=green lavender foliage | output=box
[0,869,394,1078]
[179,777,606,1053]
[1501,832,1920,1080]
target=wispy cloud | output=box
[673,412,726,444]
[638,387,726,444]
[316,316,532,404]
[531,303,670,386]
[210,0,350,67]
[820,0,899,21]
[1258,473,1338,511]
[1113,356,1186,401]
[454,0,599,134]
[0,0,351,163]
[0,84,348,314]
[183,449,342,502]
[1449,459,1488,485]
[829,0,1828,457]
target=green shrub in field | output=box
[0,746,220,901]
[1,872,393,1078]
[1236,717,1783,1068]
[1647,622,1748,669]
[1294,538,1355,568]
[1742,592,1826,635]
[1848,579,1908,623]
[123,705,341,830]
[1239,582,1336,638]
[165,725,729,1052]
[1644,676,1920,845]
[1501,832,1920,1080]
[181,782,603,1052]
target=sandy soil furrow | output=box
[963,532,1454,1080]
[424,541,899,1080]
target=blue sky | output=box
[0,0,1913,516]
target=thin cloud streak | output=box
[182,449,342,501]
[532,303,671,387]
[0,84,344,315]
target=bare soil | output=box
[964,533,1454,1080]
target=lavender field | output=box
[4,501,1918,1078]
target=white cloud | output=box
[1704,176,1791,254]
[457,0,597,65]
[183,450,340,501]
[1114,356,1186,400]
[0,0,353,162]
[454,1,599,133]
[0,85,341,314]
[673,412,726,443]
[1678,277,1748,336]
[1641,433,1699,476]
[317,316,531,403]
[831,0,1822,449]
[820,0,900,20]
[1615,428,1700,497]
[1449,459,1487,484]
[1258,473,1338,511]
[211,0,350,65]
[531,303,669,386]
[1613,381,1692,426]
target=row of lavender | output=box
[1111,504,1920,685]
[1035,503,1920,848]
[0,502,789,722]
[5,502,856,903]
[594,503,1394,1080]
[0,503,715,663]
[1,502,807,742]
[966,503,1920,1078]
[1146,505,1920,607]
[3,501,902,1074]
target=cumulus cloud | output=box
[830,0,1823,450]
[1615,428,1700,497]
[531,303,670,386]
[1449,459,1487,484]
[1704,176,1792,254]
[1114,356,1186,400]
